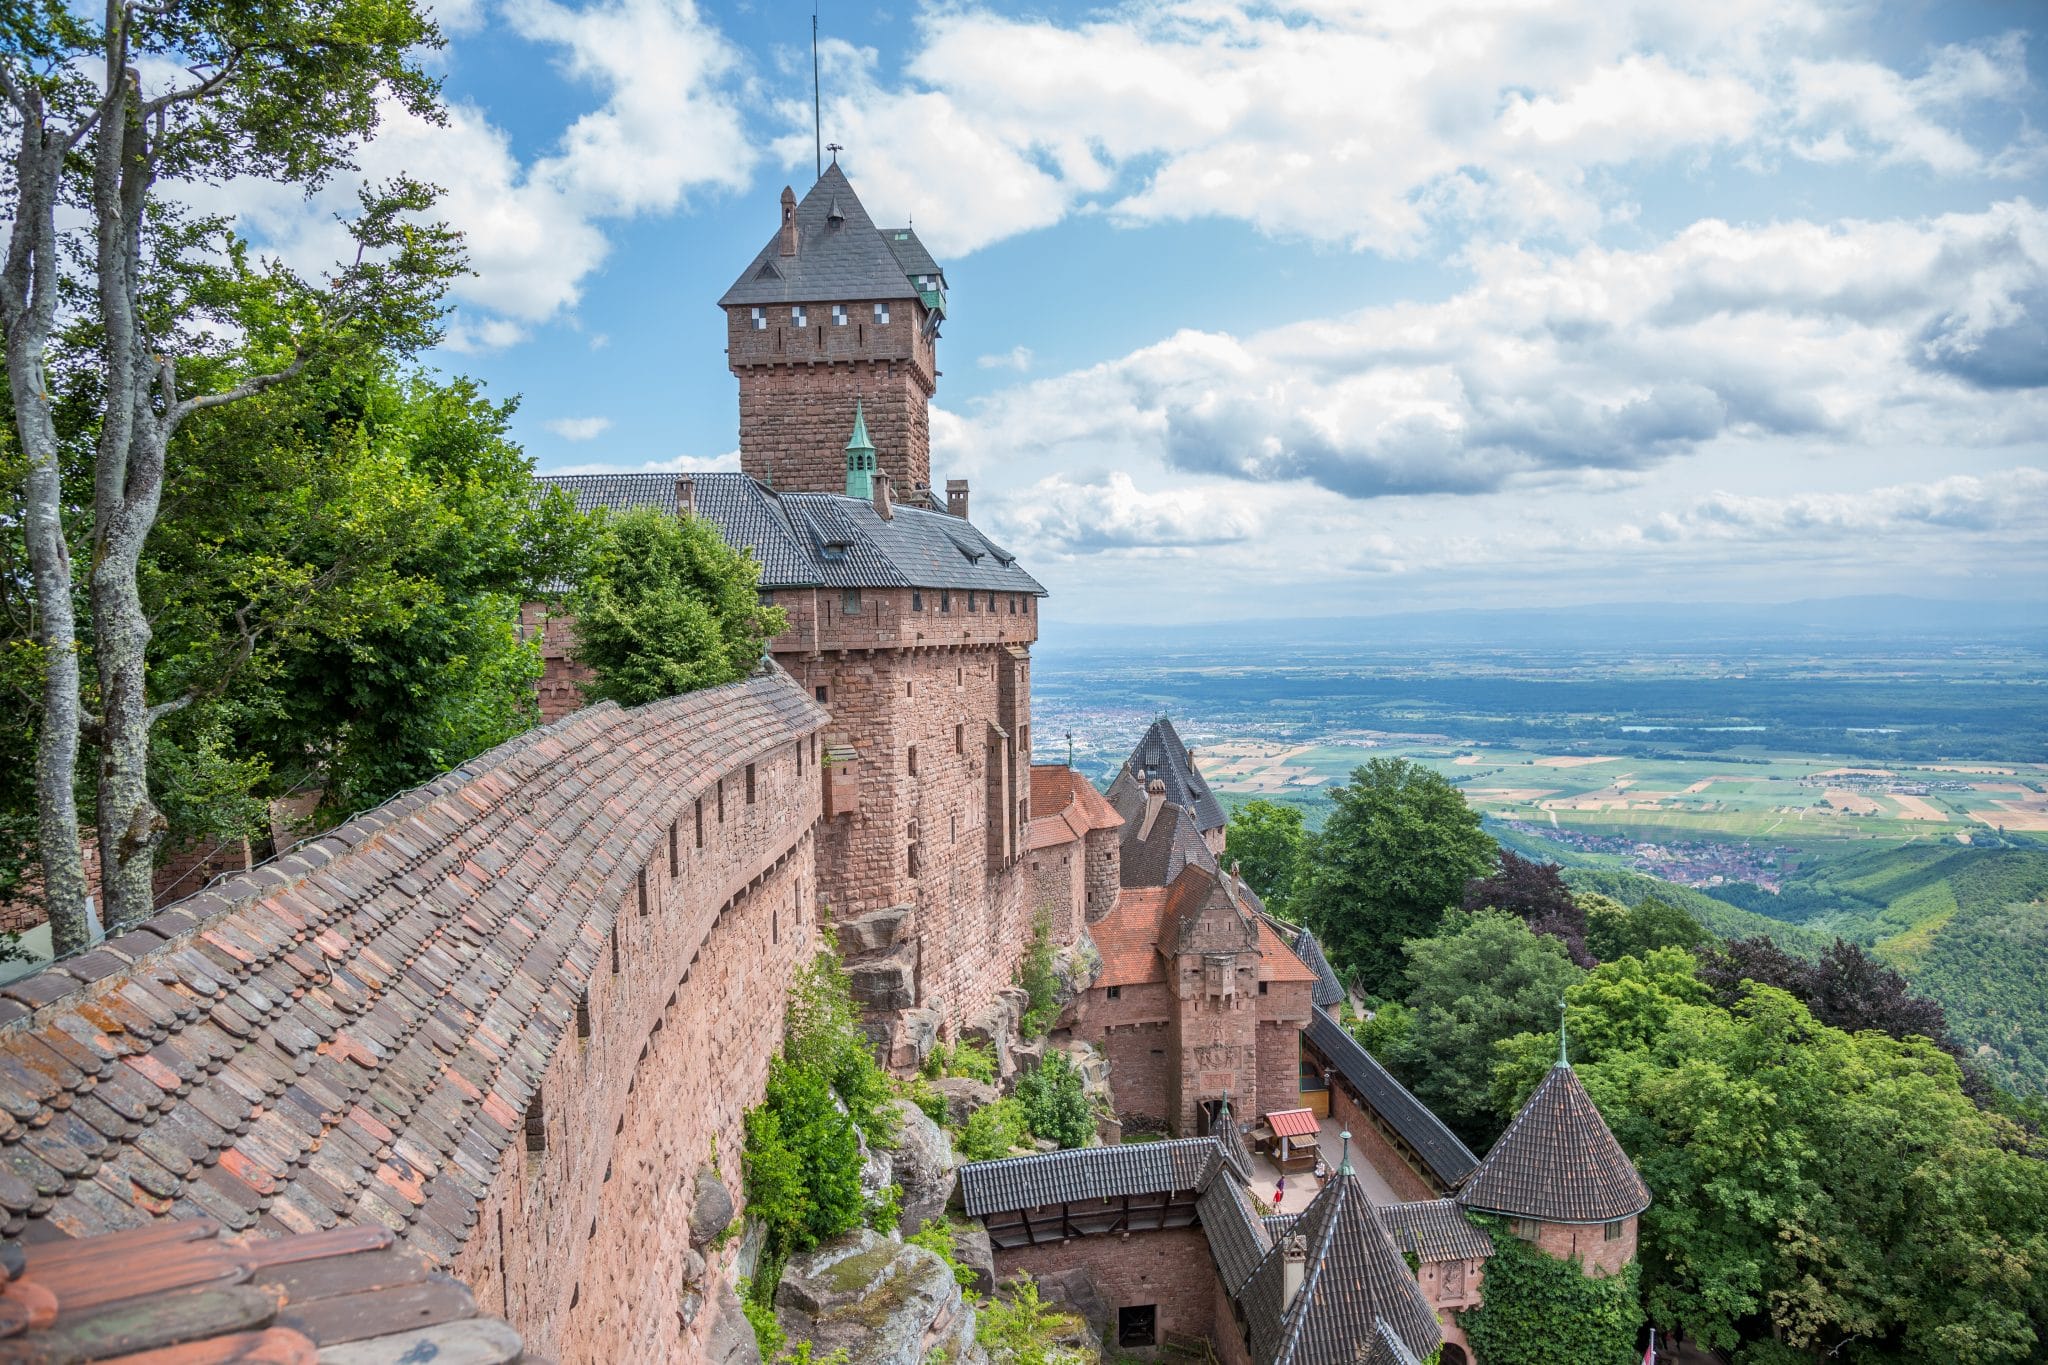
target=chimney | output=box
[872,470,894,521]
[946,478,970,519]
[1138,778,1167,841]
[1281,1234,1308,1310]
[778,186,799,257]
[675,475,696,519]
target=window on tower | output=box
[873,303,890,324]
[831,304,848,326]
[842,589,862,615]
[749,307,767,330]
[791,306,807,327]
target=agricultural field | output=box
[1200,737,2048,848]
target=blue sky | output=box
[217,0,2047,622]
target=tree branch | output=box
[165,351,311,434]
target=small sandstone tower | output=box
[719,163,946,497]
[1455,1041,1650,1276]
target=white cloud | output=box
[178,0,751,349]
[548,450,741,476]
[1628,468,2048,544]
[993,472,1265,554]
[543,416,613,441]
[977,346,1034,372]
[776,5,2033,259]
[939,201,2048,505]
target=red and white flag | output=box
[1642,1328,1658,1365]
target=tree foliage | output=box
[1016,910,1062,1039]
[1491,950,2048,1361]
[1297,758,1496,997]
[1388,910,1583,1147]
[1015,1052,1093,1150]
[1582,893,1706,963]
[1225,798,1308,914]
[1465,849,1592,965]
[1460,1222,1644,1365]
[567,508,785,705]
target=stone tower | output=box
[718,163,946,498]
[1454,1053,1651,1276]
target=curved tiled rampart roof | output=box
[1377,1198,1495,1263]
[1303,1007,1479,1188]
[957,1138,1219,1218]
[0,673,826,1254]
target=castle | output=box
[0,165,1646,1365]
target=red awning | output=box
[1266,1108,1320,1139]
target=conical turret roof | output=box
[1457,1063,1649,1223]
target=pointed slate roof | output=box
[1240,1170,1441,1365]
[1109,717,1226,835]
[719,165,929,308]
[1457,1063,1650,1223]
[1114,796,1216,890]
[1264,915,1345,1009]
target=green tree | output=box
[1297,758,1496,996]
[1350,999,1416,1068]
[2,0,456,944]
[567,507,786,705]
[1582,892,1706,963]
[141,363,585,825]
[1016,1052,1093,1149]
[1225,798,1308,914]
[1398,910,1583,1146]
[1492,955,2048,1361]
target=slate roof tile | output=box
[1456,1063,1650,1223]
[1304,1007,1478,1189]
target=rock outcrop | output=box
[931,1076,999,1126]
[888,1099,957,1235]
[690,1167,737,1250]
[775,1230,988,1365]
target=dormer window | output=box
[873,303,890,324]
[791,306,807,327]
[749,307,767,331]
[831,305,848,326]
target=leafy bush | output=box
[977,1274,1089,1365]
[1017,911,1062,1038]
[957,1098,1033,1161]
[738,1281,785,1359]
[898,1074,949,1127]
[567,505,786,704]
[743,1058,865,1254]
[864,1181,903,1234]
[908,1218,977,1289]
[923,1040,998,1084]
[1460,1222,1642,1365]
[783,939,892,1146]
[1015,1053,1093,1150]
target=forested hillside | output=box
[1912,897,2048,1095]
[1560,865,1834,956]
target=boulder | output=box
[952,1220,996,1297]
[962,988,1031,1078]
[1006,1037,1047,1083]
[775,1230,989,1365]
[678,1248,708,1327]
[1033,1266,1113,1354]
[890,1007,943,1073]
[931,1076,998,1127]
[1051,938,1102,1026]
[703,1276,764,1365]
[887,1099,957,1236]
[847,942,917,1014]
[838,904,914,956]
[689,1167,736,1250]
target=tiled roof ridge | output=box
[0,674,817,1035]
[1304,1006,1480,1186]
[0,670,826,1249]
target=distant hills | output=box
[1044,594,2048,651]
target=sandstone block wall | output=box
[1169,966,1261,1136]
[1082,827,1119,925]
[1211,1265,1257,1365]
[1072,982,1174,1130]
[520,603,594,724]
[731,359,932,496]
[1527,1213,1637,1277]
[1026,840,1086,946]
[1328,1082,1440,1203]
[452,716,826,1363]
[994,1226,1219,1351]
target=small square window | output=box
[1604,1220,1626,1242]
[842,589,861,615]
[1257,980,1269,995]
[831,304,848,326]
[816,685,829,704]
[791,305,807,327]
[940,590,951,612]
[911,589,923,611]
[1117,1306,1156,1349]
[873,302,890,324]
[749,306,766,330]
[1106,985,1121,1000]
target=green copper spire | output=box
[844,400,876,499]
[1559,997,1571,1068]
